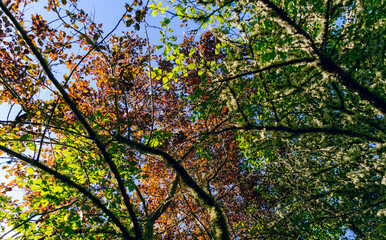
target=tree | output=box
[0,0,263,239]
[0,0,384,239]
[157,0,385,238]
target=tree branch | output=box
[212,124,383,142]
[181,192,213,238]
[0,200,78,239]
[0,145,132,240]
[150,175,180,222]
[215,58,315,83]
[260,0,386,113]
[135,185,149,216]
[0,2,141,238]
[322,0,332,49]
[116,136,231,239]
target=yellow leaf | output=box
[26,168,34,175]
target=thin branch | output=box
[331,81,345,110]
[150,175,180,222]
[116,137,211,205]
[72,228,121,236]
[135,185,149,216]
[261,75,280,122]
[227,85,250,126]
[214,58,315,83]
[0,76,25,110]
[207,139,230,188]
[144,24,155,146]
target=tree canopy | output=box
[0,0,384,239]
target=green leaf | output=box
[26,142,36,151]
[188,63,196,70]
[52,186,64,193]
[20,134,31,141]
[161,18,170,26]
[189,48,196,57]
[85,37,94,45]
[163,77,170,90]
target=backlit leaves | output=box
[0,0,384,239]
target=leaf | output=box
[26,168,34,175]
[189,7,195,14]
[187,63,196,70]
[189,48,196,57]
[85,37,94,45]
[20,134,31,141]
[26,142,36,151]
[52,186,64,193]
[163,77,170,90]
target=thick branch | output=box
[0,2,141,238]
[322,0,332,49]
[181,193,213,238]
[214,124,383,142]
[116,136,231,240]
[0,145,132,240]
[260,0,386,113]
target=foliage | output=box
[0,0,385,239]
[157,0,386,239]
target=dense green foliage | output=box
[157,0,386,238]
